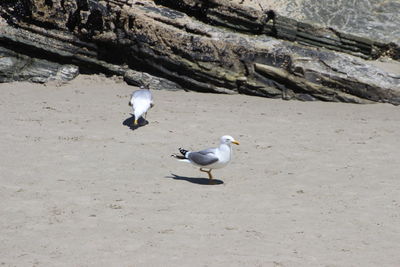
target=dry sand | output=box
[1,74,400,266]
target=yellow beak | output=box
[232,140,240,145]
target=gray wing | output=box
[187,148,219,166]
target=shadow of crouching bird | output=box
[171,135,240,185]
[125,84,154,130]
[122,115,149,130]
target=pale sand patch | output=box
[1,74,400,266]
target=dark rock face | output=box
[0,0,399,104]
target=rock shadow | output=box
[165,173,224,185]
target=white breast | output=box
[209,144,232,169]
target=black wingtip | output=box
[179,148,189,157]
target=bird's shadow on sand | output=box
[165,173,224,185]
[122,115,149,130]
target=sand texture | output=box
[1,75,400,266]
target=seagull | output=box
[129,85,154,127]
[172,135,240,184]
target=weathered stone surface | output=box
[123,70,183,91]
[0,46,79,83]
[156,0,400,60]
[0,0,399,104]
[254,0,400,47]
[0,21,181,90]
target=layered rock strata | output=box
[0,0,399,104]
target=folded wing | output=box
[188,149,219,166]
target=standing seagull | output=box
[129,85,154,127]
[172,135,240,184]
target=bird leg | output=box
[200,168,214,184]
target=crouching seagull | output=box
[129,84,154,127]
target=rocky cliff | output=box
[1,0,399,104]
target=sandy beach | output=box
[1,74,400,266]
